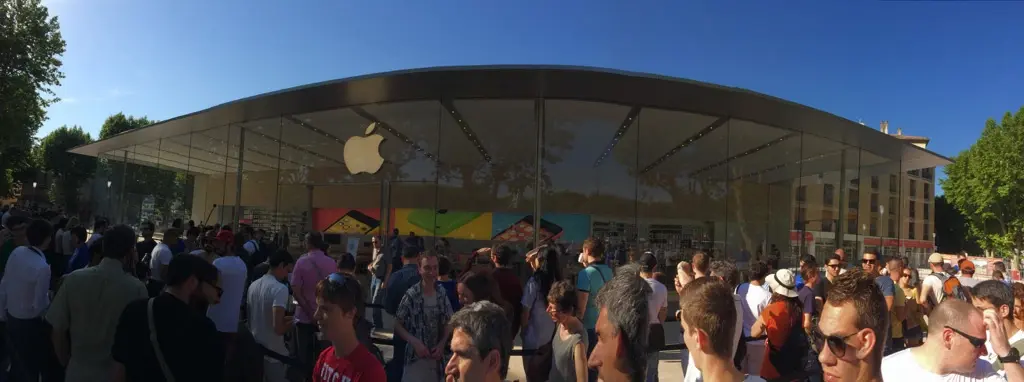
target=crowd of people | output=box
[5,203,1024,382]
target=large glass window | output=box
[637,107,726,268]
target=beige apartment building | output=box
[791,121,936,266]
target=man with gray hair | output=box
[444,301,512,382]
[588,263,651,382]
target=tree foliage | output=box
[941,107,1024,258]
[38,126,95,210]
[0,0,66,196]
[934,195,981,255]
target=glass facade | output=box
[93,97,937,271]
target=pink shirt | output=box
[290,250,336,323]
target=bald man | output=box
[882,300,1023,380]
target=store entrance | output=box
[309,180,393,268]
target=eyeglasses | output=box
[861,259,878,265]
[205,281,223,297]
[826,264,840,269]
[811,328,859,358]
[945,326,986,348]
[901,273,912,278]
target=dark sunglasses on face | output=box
[811,328,859,358]
[861,259,877,265]
[946,326,986,348]
[827,264,840,269]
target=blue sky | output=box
[39,0,1024,193]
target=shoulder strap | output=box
[148,298,176,382]
[587,265,608,283]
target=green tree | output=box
[0,0,66,196]
[941,107,1024,261]
[38,126,95,210]
[934,195,982,255]
[99,113,182,223]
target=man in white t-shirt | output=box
[735,261,771,374]
[639,253,668,382]
[679,277,765,382]
[149,228,180,282]
[247,251,295,382]
[820,270,888,382]
[918,253,948,316]
[882,300,1021,381]
[207,230,248,368]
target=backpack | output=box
[932,272,970,303]
[767,311,810,378]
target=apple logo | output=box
[343,122,385,175]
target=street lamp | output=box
[106,181,112,221]
[31,182,37,204]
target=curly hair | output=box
[547,280,577,315]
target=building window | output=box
[870,194,879,213]
[909,201,916,218]
[909,169,920,177]
[824,184,835,206]
[850,178,860,189]
[888,218,896,238]
[794,207,806,230]
[924,223,930,240]
[848,218,858,235]
[923,168,934,180]
[889,196,897,215]
[924,203,930,220]
[870,217,878,236]
[910,180,917,198]
[924,184,931,200]
[871,176,879,190]
[909,222,916,240]
[822,219,834,232]
[849,189,859,211]
[890,175,898,193]
[796,185,807,202]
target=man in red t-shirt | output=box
[488,245,523,339]
[312,273,386,382]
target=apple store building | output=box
[70,66,949,268]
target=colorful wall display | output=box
[313,208,390,235]
[393,208,493,240]
[491,213,591,243]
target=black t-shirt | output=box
[816,277,830,303]
[112,293,224,382]
[136,239,157,262]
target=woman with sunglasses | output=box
[898,268,924,347]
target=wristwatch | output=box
[998,347,1021,364]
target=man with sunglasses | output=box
[112,253,225,381]
[816,270,887,382]
[311,272,386,382]
[882,299,1024,381]
[861,251,896,353]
